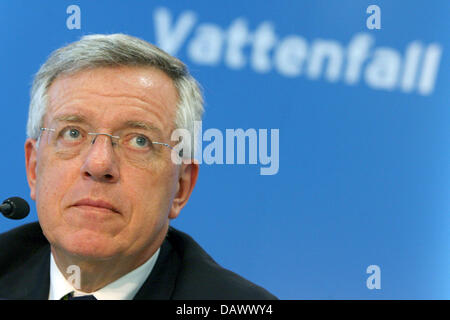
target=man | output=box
[0,34,276,300]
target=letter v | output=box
[153,7,197,55]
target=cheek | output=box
[34,156,80,236]
[125,166,178,230]
[36,155,78,198]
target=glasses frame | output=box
[39,127,173,151]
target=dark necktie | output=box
[62,292,97,300]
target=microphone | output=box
[0,197,30,220]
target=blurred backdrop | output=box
[0,0,448,299]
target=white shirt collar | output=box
[48,249,160,300]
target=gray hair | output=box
[27,33,204,157]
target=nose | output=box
[80,134,120,183]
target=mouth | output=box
[72,198,120,214]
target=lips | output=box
[72,198,120,214]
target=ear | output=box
[25,138,38,201]
[169,161,199,220]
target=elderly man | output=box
[0,34,276,300]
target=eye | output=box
[129,134,151,149]
[61,127,83,141]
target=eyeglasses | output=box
[39,124,173,167]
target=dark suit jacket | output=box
[0,222,277,300]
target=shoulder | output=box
[0,222,50,299]
[167,227,278,300]
[0,222,48,273]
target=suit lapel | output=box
[24,245,51,299]
[133,236,180,300]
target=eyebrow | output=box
[52,114,89,123]
[123,120,163,135]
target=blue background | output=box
[0,0,448,299]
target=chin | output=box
[59,229,124,260]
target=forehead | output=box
[45,66,179,134]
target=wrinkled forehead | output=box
[44,66,179,136]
